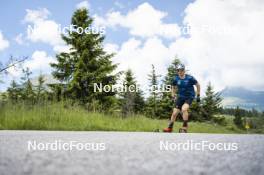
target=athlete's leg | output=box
[171,108,181,122]
[181,103,190,130]
[164,99,183,132]
[164,108,180,132]
[167,108,180,128]
[168,97,185,128]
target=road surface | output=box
[0,131,264,175]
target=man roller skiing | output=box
[163,64,201,133]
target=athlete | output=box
[163,64,200,133]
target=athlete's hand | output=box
[196,94,201,103]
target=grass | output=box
[0,102,246,133]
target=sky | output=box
[0,0,264,94]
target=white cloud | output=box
[24,8,63,46]
[23,8,69,52]
[169,0,264,91]
[94,2,181,39]
[7,66,21,78]
[0,31,9,51]
[26,20,63,46]
[8,51,55,77]
[76,1,90,10]
[107,37,174,90]
[25,50,56,71]
[53,45,71,53]
[24,8,50,23]
[104,43,119,53]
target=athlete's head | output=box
[176,64,185,76]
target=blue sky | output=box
[1,0,264,92]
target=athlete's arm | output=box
[171,85,177,98]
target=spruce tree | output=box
[48,84,64,102]
[20,68,35,103]
[145,64,161,118]
[120,69,144,116]
[51,9,118,108]
[7,80,20,102]
[159,58,181,118]
[36,74,46,102]
[134,88,145,114]
[163,58,181,85]
[202,82,222,120]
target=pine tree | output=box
[120,69,144,116]
[51,9,118,108]
[202,82,222,120]
[36,74,46,102]
[159,58,181,118]
[145,64,161,118]
[20,68,35,103]
[48,84,65,102]
[7,80,21,102]
[163,58,181,85]
[134,88,145,114]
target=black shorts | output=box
[175,98,193,110]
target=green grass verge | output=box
[0,102,246,133]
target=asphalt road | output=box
[0,131,264,175]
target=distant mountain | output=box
[221,87,264,111]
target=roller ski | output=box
[178,128,187,133]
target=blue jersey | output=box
[172,74,197,99]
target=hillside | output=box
[221,87,264,111]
